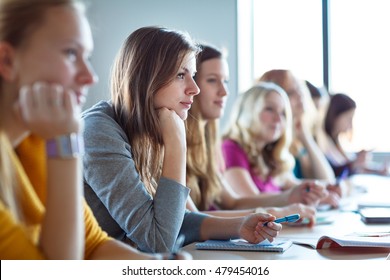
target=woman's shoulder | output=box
[82,101,119,131]
[81,100,128,142]
[82,100,114,121]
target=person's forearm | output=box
[263,207,288,217]
[302,136,335,180]
[229,192,290,209]
[202,209,253,218]
[88,239,155,260]
[162,145,186,185]
[40,157,84,259]
[199,216,242,240]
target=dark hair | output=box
[194,43,225,81]
[324,93,356,142]
[305,80,323,99]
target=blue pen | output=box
[336,168,349,185]
[263,214,300,226]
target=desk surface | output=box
[184,174,390,260]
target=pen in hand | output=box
[336,168,349,185]
[263,214,300,226]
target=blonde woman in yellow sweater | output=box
[0,0,184,260]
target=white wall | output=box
[86,0,238,128]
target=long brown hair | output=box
[186,44,225,210]
[110,26,199,193]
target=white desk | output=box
[184,174,390,260]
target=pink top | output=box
[222,139,281,193]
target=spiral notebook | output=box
[195,238,292,252]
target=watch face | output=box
[46,133,82,159]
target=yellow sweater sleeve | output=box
[15,135,111,260]
[0,143,45,259]
[0,202,45,260]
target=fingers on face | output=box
[26,83,80,117]
[37,83,64,109]
[22,82,73,110]
[61,87,79,116]
[18,86,33,117]
[51,84,64,107]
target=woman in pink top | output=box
[222,139,282,193]
[222,82,295,196]
[223,81,341,209]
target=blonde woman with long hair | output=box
[1,0,186,260]
[257,69,340,208]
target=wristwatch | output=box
[46,133,84,159]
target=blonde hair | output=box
[186,96,223,211]
[223,82,295,178]
[0,0,84,88]
[0,130,19,219]
[0,0,84,45]
[257,69,318,156]
[185,44,226,210]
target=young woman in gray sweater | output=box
[82,26,282,253]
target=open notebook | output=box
[291,232,390,249]
[195,238,292,252]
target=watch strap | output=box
[46,133,84,159]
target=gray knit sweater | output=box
[82,101,207,253]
